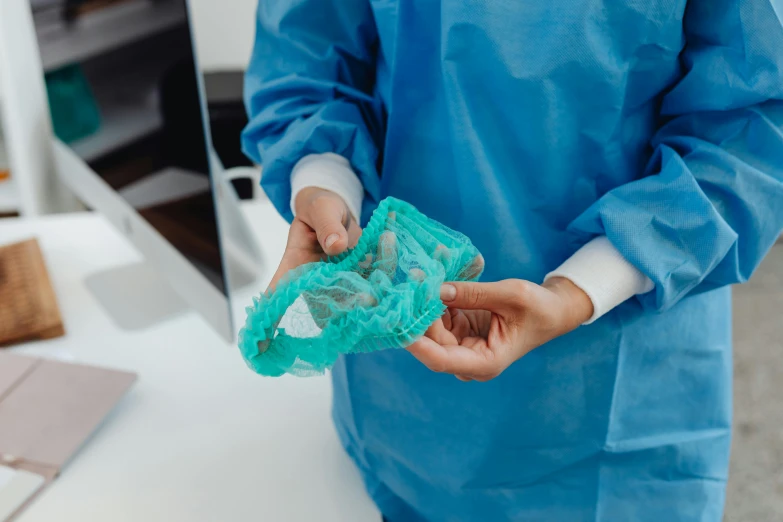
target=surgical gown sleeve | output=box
[241,0,383,222]
[568,0,783,311]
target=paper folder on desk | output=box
[0,352,136,521]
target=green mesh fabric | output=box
[238,197,484,377]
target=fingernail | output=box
[441,284,457,301]
[409,268,426,282]
[325,233,339,248]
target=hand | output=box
[407,277,594,381]
[267,187,362,292]
[255,187,362,354]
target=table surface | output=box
[0,199,379,522]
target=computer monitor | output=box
[0,0,261,341]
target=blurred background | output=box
[0,1,780,521]
[727,248,783,521]
[0,0,258,218]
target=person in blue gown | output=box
[242,1,783,520]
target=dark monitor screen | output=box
[30,0,227,294]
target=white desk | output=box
[1,200,379,522]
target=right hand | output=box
[266,187,362,292]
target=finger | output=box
[358,253,373,270]
[347,218,363,249]
[447,308,475,341]
[423,319,457,346]
[256,335,274,355]
[440,280,523,311]
[457,254,485,281]
[456,375,473,382]
[376,231,398,278]
[357,292,378,307]
[409,268,426,282]
[266,252,305,293]
[252,300,282,355]
[441,309,453,331]
[305,284,377,329]
[283,217,320,253]
[270,219,324,291]
[267,265,290,294]
[406,336,496,377]
[304,197,352,256]
[433,244,451,266]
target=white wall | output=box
[189,0,257,72]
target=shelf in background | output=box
[71,95,162,162]
[0,177,18,214]
[37,0,187,72]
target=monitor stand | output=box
[84,261,189,331]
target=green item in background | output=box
[45,65,101,143]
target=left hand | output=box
[407,277,594,381]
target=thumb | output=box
[304,195,352,256]
[440,280,523,311]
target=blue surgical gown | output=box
[242,1,783,520]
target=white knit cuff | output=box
[290,153,364,222]
[544,236,654,324]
